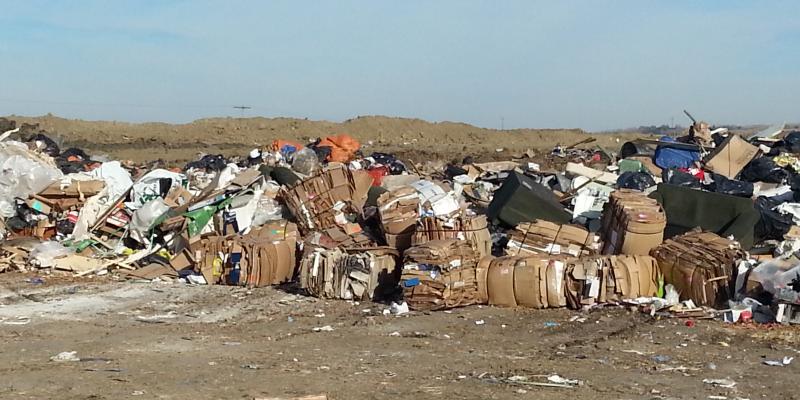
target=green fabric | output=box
[184,196,235,236]
[649,183,759,249]
[618,159,647,174]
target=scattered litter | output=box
[547,375,582,386]
[50,351,80,362]
[703,378,737,388]
[763,356,793,367]
[312,325,334,332]
[389,301,409,315]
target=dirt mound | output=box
[5,114,650,163]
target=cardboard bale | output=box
[190,220,299,287]
[565,255,661,309]
[377,187,419,235]
[413,214,492,258]
[282,164,372,233]
[651,230,745,308]
[400,239,483,310]
[601,190,666,255]
[299,247,399,300]
[486,255,569,309]
[507,219,599,258]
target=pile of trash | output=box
[4,114,800,326]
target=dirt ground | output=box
[5,115,652,164]
[0,272,798,400]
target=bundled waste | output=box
[506,220,598,257]
[400,240,485,311]
[4,114,800,325]
[299,247,398,300]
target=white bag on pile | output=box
[29,241,72,268]
[0,141,62,217]
[130,198,171,244]
[88,161,133,200]
[126,169,185,210]
[69,161,135,240]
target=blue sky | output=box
[0,1,798,131]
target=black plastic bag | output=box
[184,154,226,171]
[662,168,702,188]
[57,161,88,174]
[617,171,656,191]
[309,145,332,163]
[783,131,800,153]
[754,196,793,241]
[740,156,790,184]
[707,173,754,197]
[29,133,60,157]
[59,147,90,161]
[371,152,407,175]
[445,164,468,179]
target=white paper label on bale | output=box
[449,259,462,268]
[588,277,601,298]
[553,261,565,294]
[452,281,465,289]
[544,243,561,255]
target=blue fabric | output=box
[654,136,700,169]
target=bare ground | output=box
[0,272,798,400]
[5,115,651,164]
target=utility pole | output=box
[500,116,505,131]
[233,105,252,117]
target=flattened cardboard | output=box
[705,135,760,179]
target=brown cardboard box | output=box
[704,135,760,179]
[38,180,105,197]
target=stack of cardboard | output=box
[564,255,661,309]
[377,187,419,252]
[601,189,666,255]
[178,220,299,287]
[400,239,486,310]
[506,220,598,258]
[651,230,745,308]
[23,179,106,239]
[299,247,399,300]
[414,214,492,258]
[282,164,373,233]
[486,255,569,308]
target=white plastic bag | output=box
[29,241,72,268]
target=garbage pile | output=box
[5,115,800,326]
